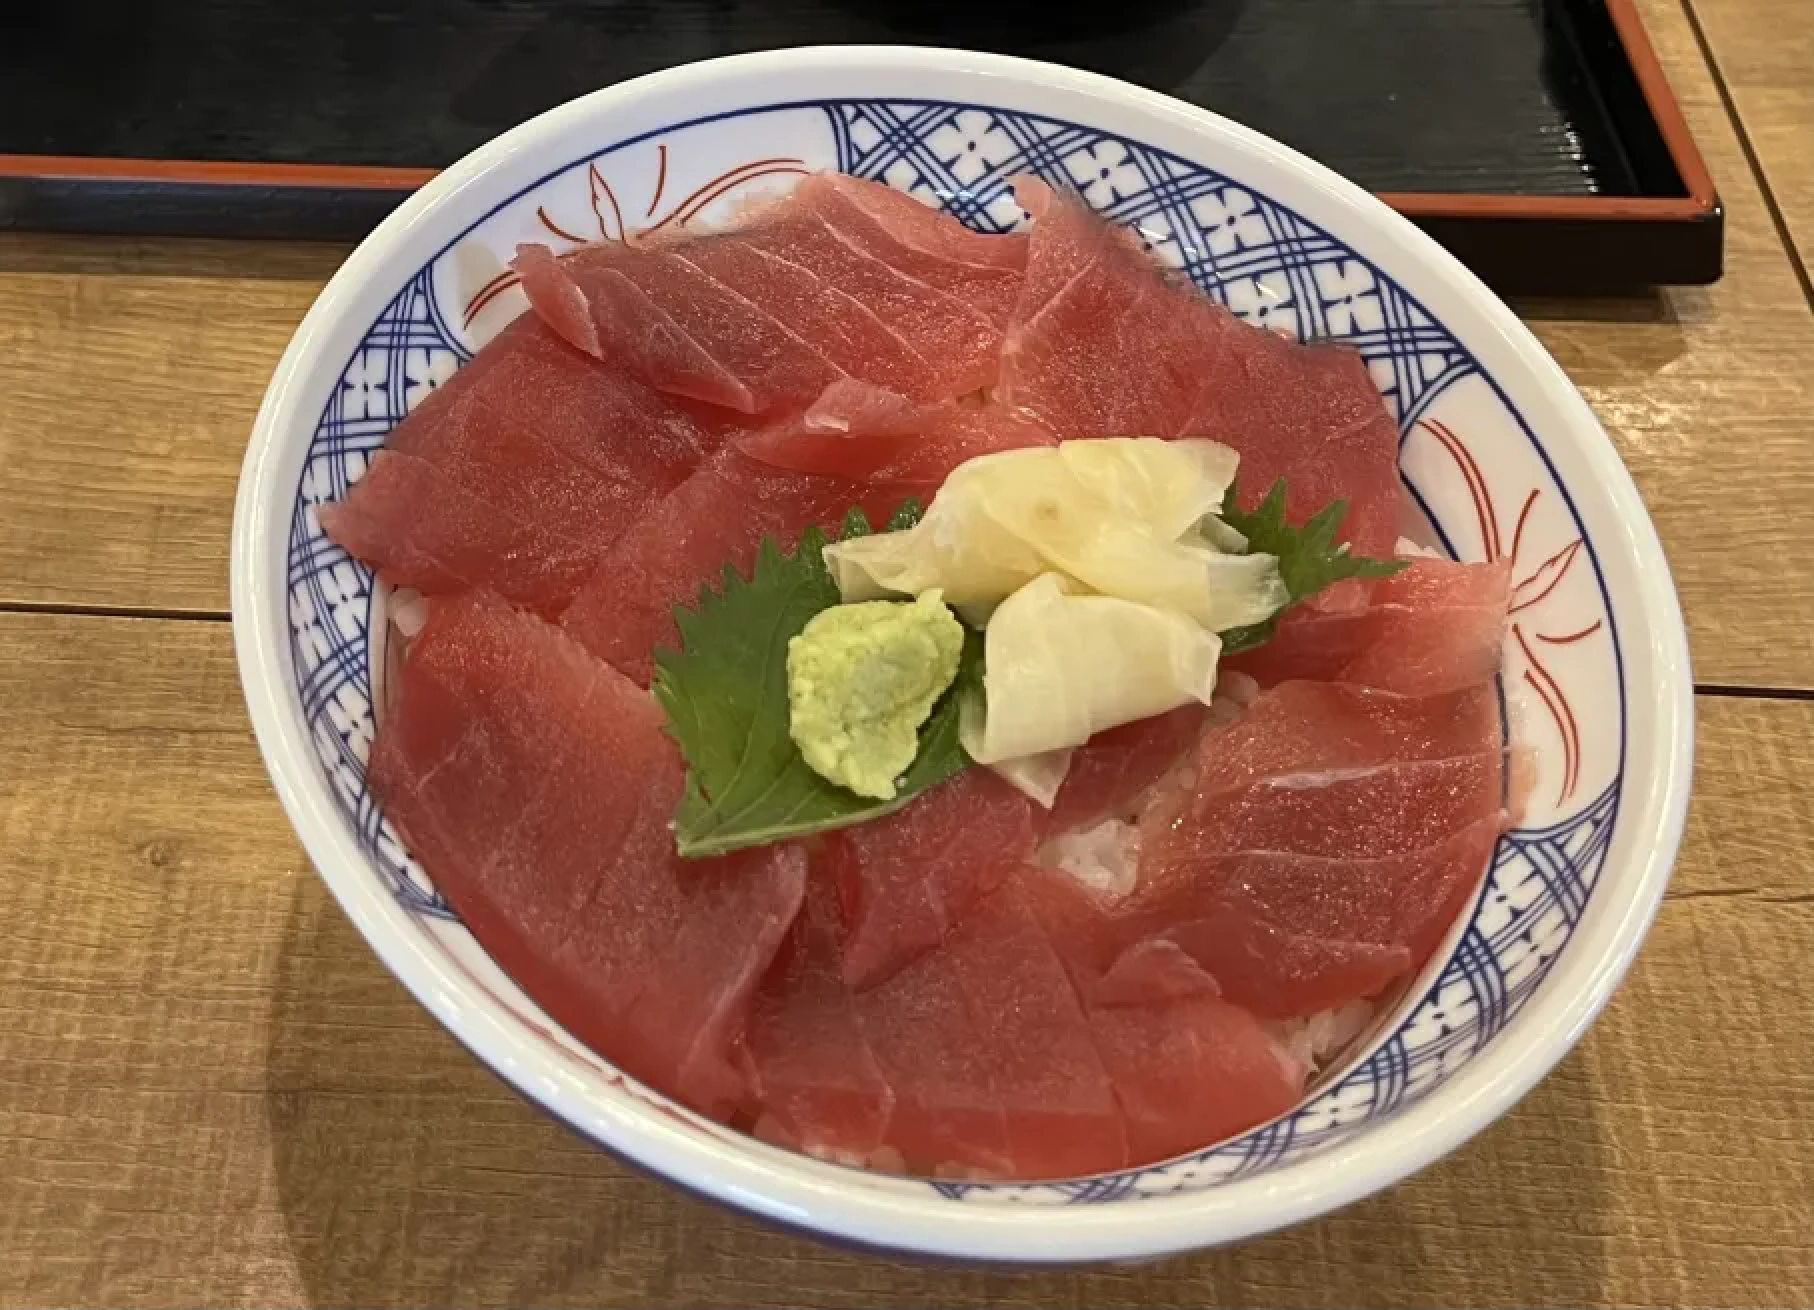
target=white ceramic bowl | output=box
[232,46,1693,1263]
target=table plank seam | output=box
[1680,0,1814,314]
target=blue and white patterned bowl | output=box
[232,47,1692,1263]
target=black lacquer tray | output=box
[0,0,1721,292]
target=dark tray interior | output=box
[0,0,1717,289]
[2,0,1687,195]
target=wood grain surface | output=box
[2,611,1810,1310]
[2,0,1813,1305]
[1688,0,1814,284]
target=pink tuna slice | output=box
[1041,704,1211,838]
[1162,910,1412,1022]
[1181,680,1505,802]
[937,876,1130,1177]
[811,173,1030,271]
[998,177,1400,556]
[1145,812,1506,1018]
[826,769,1037,990]
[1091,938,1222,1007]
[1143,750,1509,866]
[1085,959,1305,1165]
[319,313,716,614]
[1181,323,1403,558]
[787,865,1126,1179]
[735,384,1057,482]
[1010,869,1305,1165]
[514,239,844,415]
[1227,558,1512,693]
[849,934,1015,1177]
[795,173,1029,328]
[368,590,805,1119]
[318,449,600,615]
[744,874,896,1163]
[738,208,1003,398]
[559,446,922,684]
[664,236,946,404]
[1000,177,1242,439]
[1112,680,1508,1016]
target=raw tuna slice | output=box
[1181,681,1504,804]
[745,874,896,1163]
[1091,938,1221,1006]
[999,177,1240,439]
[809,173,1029,271]
[998,177,1400,554]
[736,386,1056,482]
[1010,866,1305,1161]
[386,313,716,490]
[1181,324,1403,557]
[1164,912,1410,1020]
[1042,704,1210,837]
[673,237,944,403]
[1227,558,1512,693]
[1145,750,1508,866]
[560,447,918,683]
[1149,812,1505,1017]
[795,174,1028,328]
[319,451,599,613]
[850,937,1014,1177]
[321,314,717,613]
[938,876,1129,1177]
[740,210,1003,398]
[515,241,842,414]
[1081,952,1306,1165]
[586,839,807,1118]
[825,769,1036,989]
[369,590,806,1118]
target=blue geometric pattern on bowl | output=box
[283,98,1625,1203]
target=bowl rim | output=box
[231,44,1694,1262]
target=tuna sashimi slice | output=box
[318,450,598,613]
[675,237,942,402]
[593,841,808,1117]
[999,177,1241,439]
[851,942,1014,1177]
[810,173,1030,271]
[1145,750,1509,867]
[735,386,1056,483]
[745,875,896,1163]
[322,313,718,613]
[386,313,716,490]
[515,242,839,414]
[369,590,804,1119]
[1012,868,1306,1164]
[1182,681,1504,803]
[1085,965,1306,1166]
[1091,938,1221,1007]
[1226,558,1512,693]
[1041,704,1210,838]
[741,211,1003,398]
[473,316,722,485]
[826,769,1036,989]
[796,173,1028,328]
[1163,911,1412,1021]
[941,877,1129,1176]
[1136,813,1505,1017]
[1181,324,1402,557]
[559,447,918,683]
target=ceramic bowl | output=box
[231,46,1692,1263]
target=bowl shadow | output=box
[265,876,1613,1308]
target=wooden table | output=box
[3,0,1811,1303]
